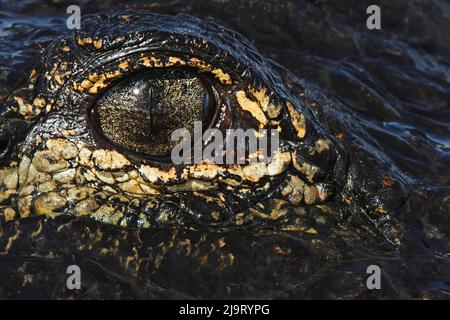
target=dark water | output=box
[0,0,449,299]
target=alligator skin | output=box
[0,2,448,299]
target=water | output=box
[0,0,449,299]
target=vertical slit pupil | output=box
[92,68,216,158]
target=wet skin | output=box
[0,3,449,299]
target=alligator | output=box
[0,1,449,299]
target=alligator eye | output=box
[90,68,217,158]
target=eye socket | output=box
[90,68,217,158]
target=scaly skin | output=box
[0,9,448,299]
[1,11,342,228]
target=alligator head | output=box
[0,11,347,230]
[0,7,448,299]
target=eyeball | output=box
[90,68,217,159]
